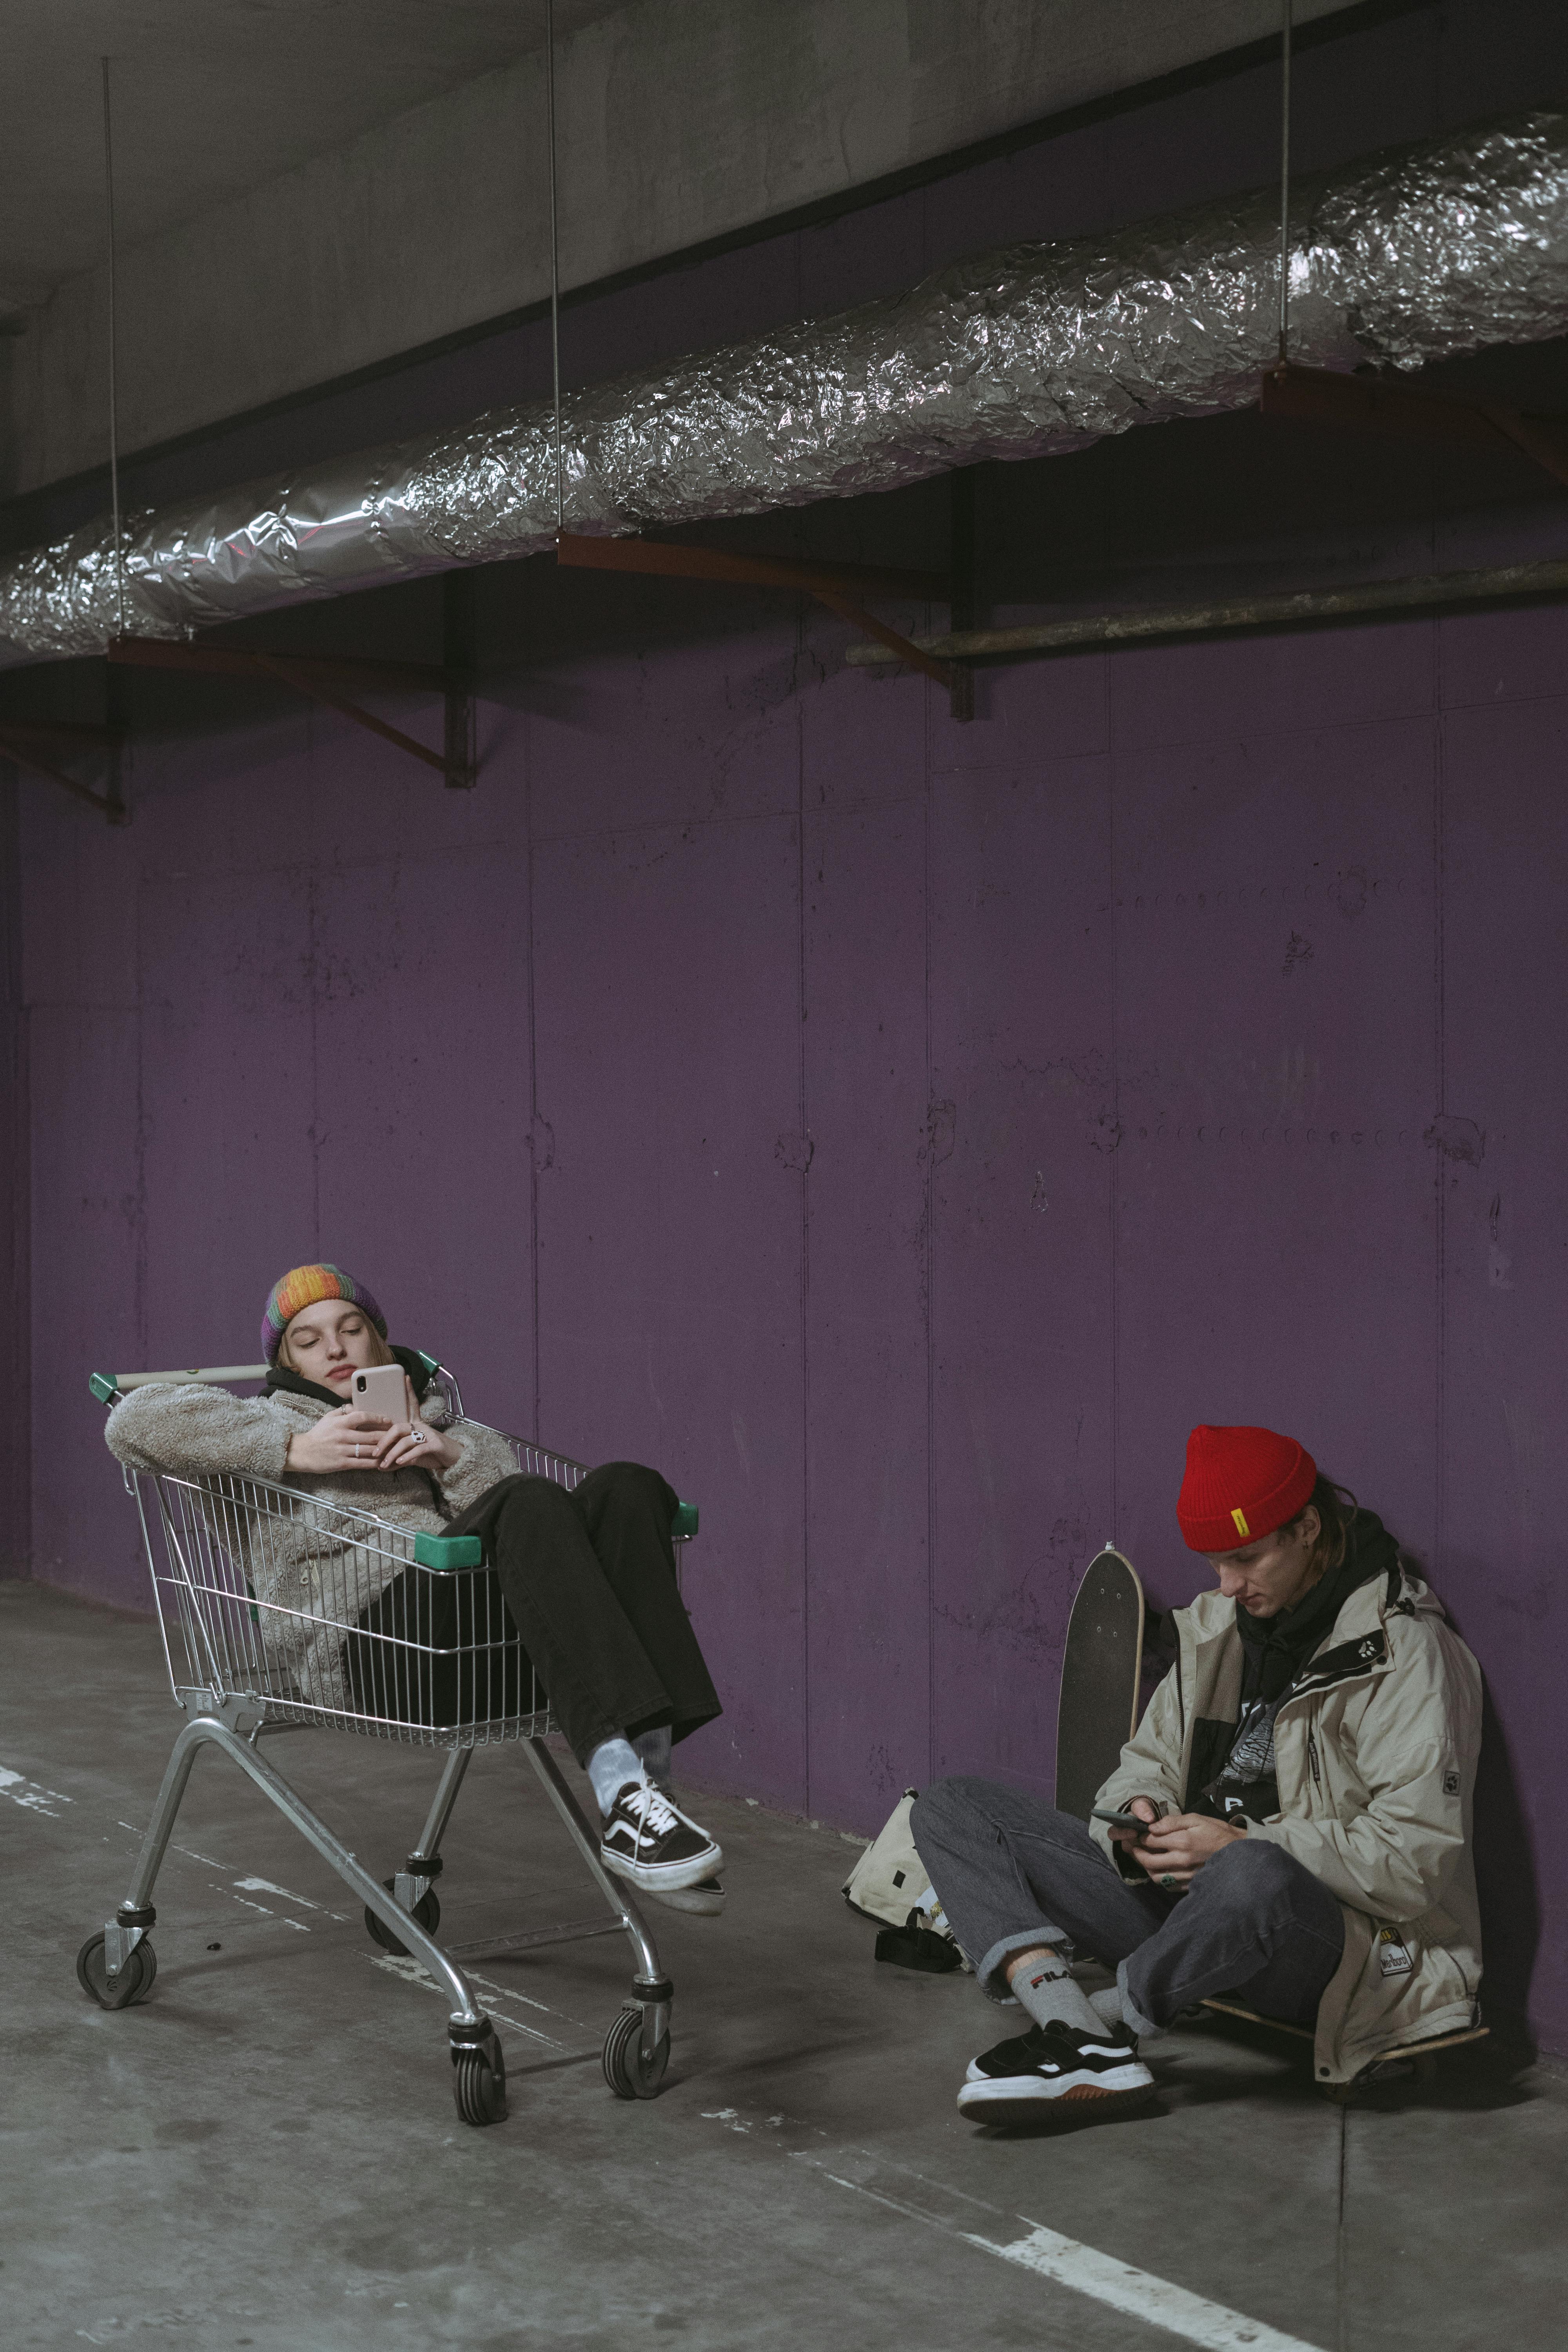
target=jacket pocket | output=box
[1307,1730,1323,1793]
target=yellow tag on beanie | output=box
[1230,1506,1251,1538]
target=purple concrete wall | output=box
[15,595,1567,2047]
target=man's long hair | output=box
[1294,1474,1359,1578]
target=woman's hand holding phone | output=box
[284,1379,461,1478]
[366,1374,461,1476]
[285,1405,396,1475]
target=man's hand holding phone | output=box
[1094,1798,1244,1886]
[1095,1797,1167,1867]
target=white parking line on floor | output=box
[963,2220,1325,2352]
[0,1763,74,1815]
[699,2104,1328,2352]
[366,1951,573,2050]
[232,1874,344,1916]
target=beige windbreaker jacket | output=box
[104,1379,520,1712]
[1091,1562,1484,2085]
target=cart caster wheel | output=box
[364,1878,440,1956]
[76,1931,157,2011]
[603,2003,671,2100]
[453,2038,507,2126]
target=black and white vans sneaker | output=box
[956,2021,1156,2123]
[599,1774,724,1894]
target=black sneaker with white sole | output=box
[956,2020,1156,2123]
[599,1775,724,1894]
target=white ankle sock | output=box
[1008,1954,1104,2038]
[1090,1985,1127,2033]
[633,1724,673,1789]
[586,1737,642,1816]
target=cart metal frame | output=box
[79,1354,695,2124]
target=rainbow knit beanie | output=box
[261,1263,387,1367]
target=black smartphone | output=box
[1092,1807,1159,1837]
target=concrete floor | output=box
[5,1581,1564,2352]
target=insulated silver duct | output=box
[3,106,1567,668]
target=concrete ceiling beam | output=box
[3,0,1359,499]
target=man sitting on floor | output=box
[913,1423,1484,2121]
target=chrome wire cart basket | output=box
[80,1355,697,2125]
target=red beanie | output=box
[1177,1424,1317,1552]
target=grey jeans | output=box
[911,1777,1345,2034]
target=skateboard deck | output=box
[1054,1547,1146,1821]
[1199,2000,1490,2098]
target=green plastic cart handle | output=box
[89,1372,118,1404]
[414,1532,484,1571]
[672,1500,699,1540]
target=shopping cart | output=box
[78,1353,699,2126]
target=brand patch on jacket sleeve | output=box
[1292,1629,1388,1695]
[1377,1927,1415,1977]
[1443,1770,1460,1795]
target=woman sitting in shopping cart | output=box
[103,1262,725,1908]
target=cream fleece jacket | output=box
[105,1379,521,1713]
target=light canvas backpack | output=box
[842,1788,967,1972]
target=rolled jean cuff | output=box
[1116,1956,1162,2041]
[975,1923,1074,2001]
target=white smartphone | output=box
[350,1363,408,1421]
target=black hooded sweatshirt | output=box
[1187,1508,1399,1823]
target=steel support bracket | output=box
[554,530,964,696]
[1260,362,1568,488]
[106,638,477,788]
[0,720,125,822]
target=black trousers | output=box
[345,1461,721,1765]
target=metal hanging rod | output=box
[101,56,125,641]
[545,0,564,534]
[1277,0,1293,368]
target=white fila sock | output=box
[586,1737,642,1816]
[1009,1955,1104,2038]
